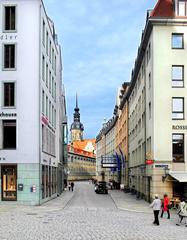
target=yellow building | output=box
[68,140,96,181]
[115,83,129,188]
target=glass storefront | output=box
[41,164,57,200]
[1,165,17,201]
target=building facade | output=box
[96,0,187,201]
[96,116,117,182]
[116,83,129,187]
[68,143,96,181]
[0,0,67,205]
[128,0,187,201]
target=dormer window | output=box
[178,0,187,16]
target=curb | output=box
[109,192,152,214]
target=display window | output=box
[1,165,17,201]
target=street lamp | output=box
[162,165,170,182]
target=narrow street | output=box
[65,181,116,210]
[0,181,186,240]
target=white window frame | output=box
[2,43,17,71]
[2,80,16,108]
[3,5,17,33]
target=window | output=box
[4,6,16,31]
[54,82,56,102]
[148,72,151,89]
[46,64,48,87]
[148,43,151,60]
[3,120,16,149]
[172,98,184,119]
[55,56,57,75]
[172,33,184,49]
[172,66,184,87]
[1,166,17,201]
[54,109,56,129]
[42,90,45,114]
[149,102,151,119]
[46,96,48,117]
[52,49,54,69]
[49,101,51,123]
[42,56,45,81]
[46,31,49,55]
[3,82,15,107]
[42,20,45,45]
[49,71,51,93]
[52,77,54,98]
[4,44,16,69]
[52,105,54,126]
[178,0,187,16]
[172,134,184,162]
[49,41,52,62]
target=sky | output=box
[44,0,156,139]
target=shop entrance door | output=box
[1,165,17,201]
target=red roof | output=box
[151,0,174,18]
[72,139,96,151]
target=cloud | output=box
[44,0,157,138]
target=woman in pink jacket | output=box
[160,194,170,219]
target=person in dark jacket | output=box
[71,182,74,191]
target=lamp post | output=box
[162,165,170,182]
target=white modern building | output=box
[128,0,187,201]
[0,0,67,205]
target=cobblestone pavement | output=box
[0,182,186,240]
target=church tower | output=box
[70,94,84,142]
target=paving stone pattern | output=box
[0,182,186,240]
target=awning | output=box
[169,171,187,182]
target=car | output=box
[95,181,108,194]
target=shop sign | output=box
[30,185,36,193]
[146,159,154,165]
[41,116,48,125]
[172,125,187,130]
[154,164,169,168]
[0,112,17,118]
[18,184,24,191]
[0,157,6,161]
[0,34,17,41]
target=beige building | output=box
[115,83,129,187]
[96,116,117,182]
[67,143,96,181]
[128,0,187,201]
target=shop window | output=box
[49,166,51,197]
[45,165,49,198]
[4,6,16,31]
[172,134,184,162]
[42,165,45,199]
[1,166,17,201]
[3,120,16,149]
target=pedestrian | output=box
[71,181,74,191]
[176,198,187,226]
[150,194,162,226]
[160,193,170,219]
[68,182,71,191]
